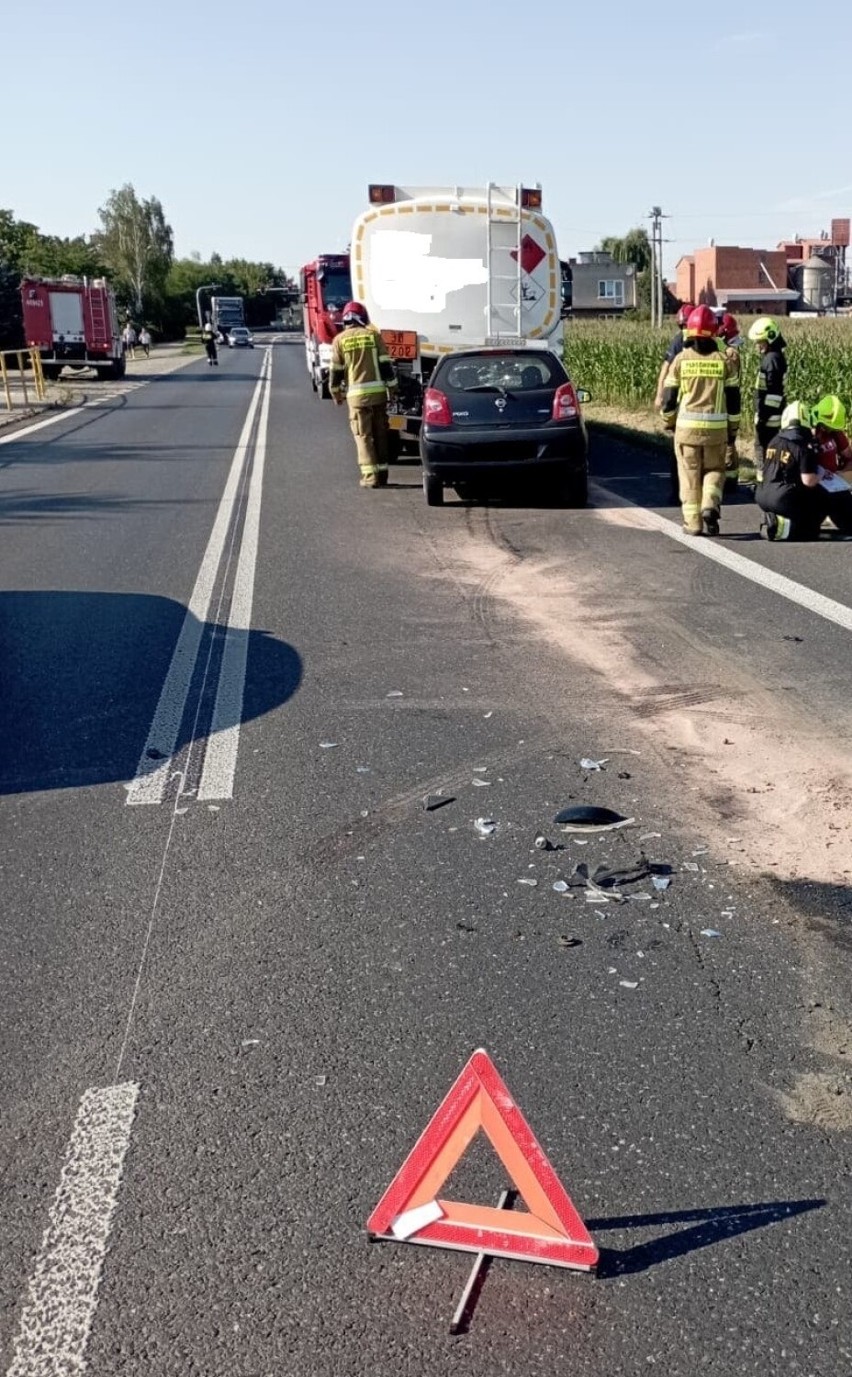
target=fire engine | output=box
[21,276,125,380]
[300,254,352,398]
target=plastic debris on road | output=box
[619,981,639,990]
[319,741,339,749]
[700,928,723,938]
[579,757,609,772]
[425,794,455,812]
[534,834,554,851]
[557,935,581,948]
[315,1075,328,1087]
[474,818,498,838]
[554,805,634,833]
[517,877,538,887]
[483,711,493,719]
[386,690,404,698]
[552,880,570,893]
[472,778,490,787]
[356,766,371,774]
[682,861,700,872]
[652,875,671,891]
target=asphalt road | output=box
[1,337,850,1376]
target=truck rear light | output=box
[423,387,452,427]
[369,184,396,205]
[552,382,580,420]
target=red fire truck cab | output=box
[21,276,126,380]
[300,254,351,398]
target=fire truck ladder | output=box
[485,183,523,341]
[87,289,107,345]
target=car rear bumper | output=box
[420,424,587,480]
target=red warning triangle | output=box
[366,1049,598,1271]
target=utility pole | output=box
[648,207,667,328]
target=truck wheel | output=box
[109,357,126,380]
[42,365,62,382]
[424,472,444,507]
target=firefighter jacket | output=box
[759,422,819,497]
[754,341,786,435]
[660,343,741,445]
[329,325,398,406]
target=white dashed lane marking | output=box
[6,1084,139,1377]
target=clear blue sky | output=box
[5,0,852,278]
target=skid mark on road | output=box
[5,1084,138,1377]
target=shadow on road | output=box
[0,591,302,795]
[590,1198,824,1277]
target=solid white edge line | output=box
[126,355,269,804]
[197,351,273,799]
[0,407,87,446]
[6,1083,139,1377]
[590,481,852,635]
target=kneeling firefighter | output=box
[660,305,741,536]
[329,302,398,488]
[755,400,852,541]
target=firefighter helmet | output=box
[342,300,369,325]
[718,312,740,342]
[748,316,780,344]
[676,303,694,328]
[684,305,718,339]
[810,394,847,431]
[781,400,809,429]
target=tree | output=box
[597,227,652,274]
[95,184,174,315]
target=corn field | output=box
[564,318,852,433]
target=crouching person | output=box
[756,401,852,541]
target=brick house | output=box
[676,245,797,315]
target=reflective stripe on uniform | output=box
[679,410,727,424]
[765,394,783,406]
[348,382,388,397]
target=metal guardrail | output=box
[0,348,46,411]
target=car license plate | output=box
[382,329,418,361]
[388,413,405,431]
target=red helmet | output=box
[718,312,739,342]
[676,303,694,328]
[342,300,369,325]
[684,305,718,339]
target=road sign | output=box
[366,1049,598,1271]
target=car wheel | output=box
[424,471,444,506]
[556,468,588,508]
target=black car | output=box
[419,347,590,507]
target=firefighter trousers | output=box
[674,438,726,534]
[348,401,389,487]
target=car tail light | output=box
[423,387,452,427]
[552,381,580,420]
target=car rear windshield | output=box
[438,352,567,393]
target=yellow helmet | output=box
[810,394,847,431]
[748,316,781,344]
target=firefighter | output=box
[660,304,741,537]
[748,317,787,479]
[810,394,852,473]
[755,400,852,540]
[654,303,694,409]
[717,312,743,492]
[329,301,398,488]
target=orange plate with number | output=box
[382,329,418,361]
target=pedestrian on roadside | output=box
[659,304,741,537]
[122,323,137,360]
[810,394,852,473]
[654,303,694,409]
[329,301,398,488]
[201,320,219,367]
[748,317,787,479]
[139,326,152,359]
[755,400,852,540]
